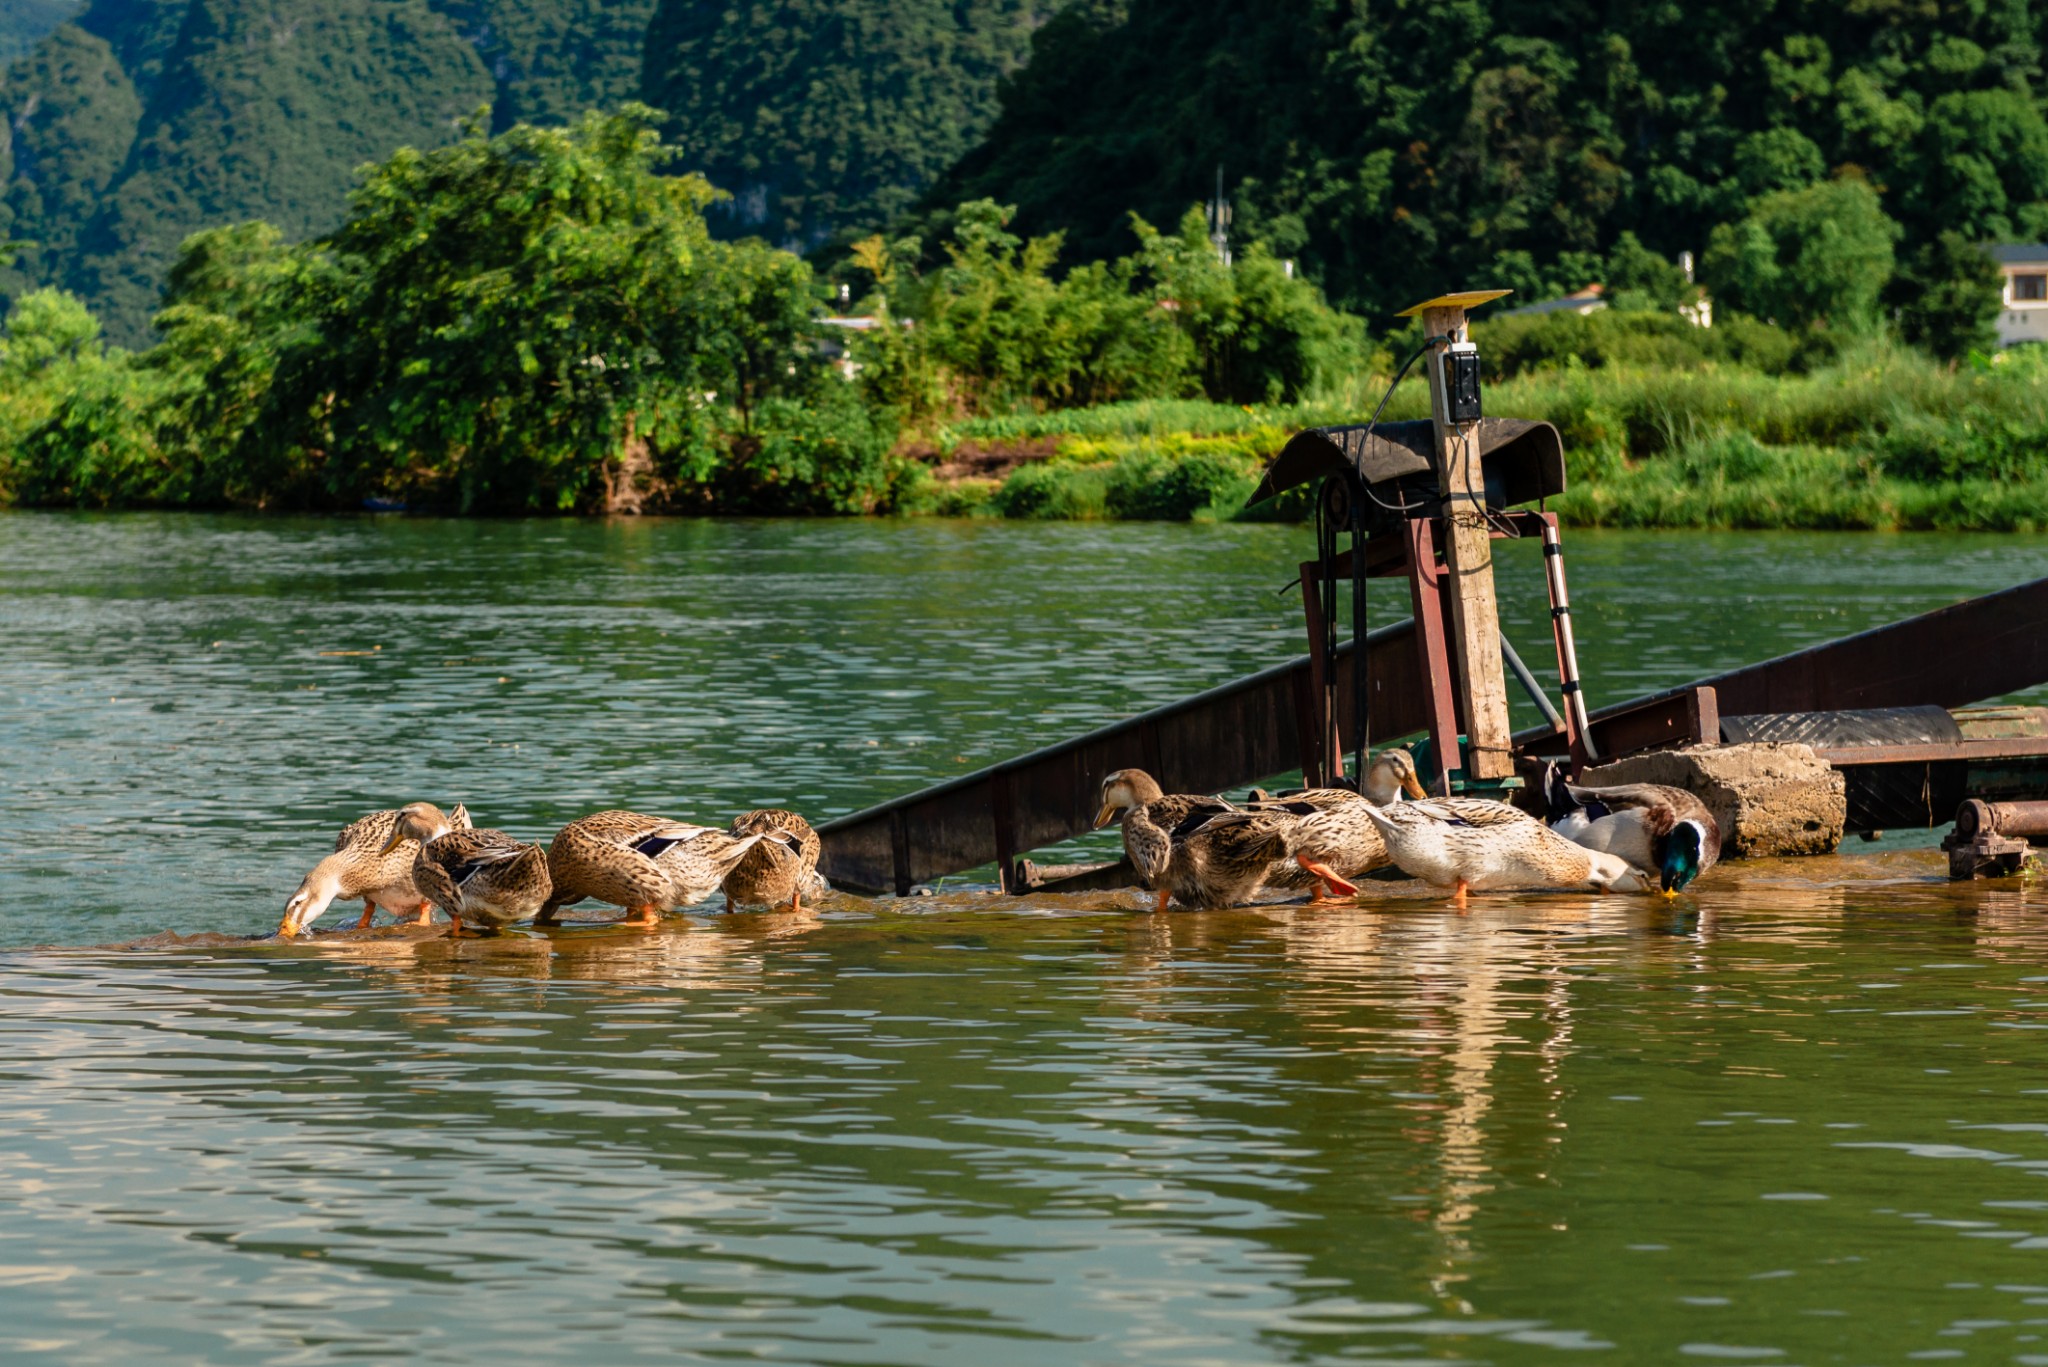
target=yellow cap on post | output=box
[1394,290,1513,318]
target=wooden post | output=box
[1413,292,1515,780]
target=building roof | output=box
[1499,284,1606,317]
[1986,244,2048,264]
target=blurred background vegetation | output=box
[1,0,2045,526]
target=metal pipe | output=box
[1957,798,2048,840]
[1500,632,1565,731]
[1350,472,1369,788]
[1540,520,1598,760]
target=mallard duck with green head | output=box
[1363,798,1647,906]
[1542,764,1721,894]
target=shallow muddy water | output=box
[4,513,2048,1363]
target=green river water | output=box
[4,512,2048,1364]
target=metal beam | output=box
[817,617,1430,894]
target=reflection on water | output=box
[4,864,2048,1363]
[6,514,2048,1361]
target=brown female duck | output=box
[540,810,764,927]
[721,808,822,912]
[280,803,472,936]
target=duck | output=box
[279,803,473,936]
[1252,750,1434,899]
[1144,804,1301,911]
[1093,769,1241,905]
[1542,764,1721,894]
[539,810,765,927]
[378,802,553,935]
[721,808,822,912]
[1361,799,1647,906]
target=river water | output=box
[3,512,2048,1363]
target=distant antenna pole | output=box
[1207,166,1232,266]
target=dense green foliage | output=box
[905,342,2048,531]
[851,200,1362,425]
[0,0,658,343]
[934,0,2047,327]
[0,0,79,63]
[642,0,1050,251]
[2,112,903,514]
[0,24,139,301]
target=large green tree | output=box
[1701,177,1897,332]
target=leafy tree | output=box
[1702,178,1897,332]
[1133,207,1360,404]
[0,286,102,376]
[931,0,2048,349]
[252,109,730,511]
[856,200,1190,420]
[1893,231,2003,363]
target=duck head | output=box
[1660,819,1709,894]
[279,856,344,937]
[1094,769,1165,828]
[378,801,455,856]
[1363,750,1429,805]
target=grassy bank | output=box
[908,343,2048,531]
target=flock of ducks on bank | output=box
[280,805,822,937]
[1092,750,1721,911]
[278,752,1719,937]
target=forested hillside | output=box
[0,0,79,63]
[642,0,1053,251]
[0,0,661,341]
[935,0,2048,320]
[0,0,1045,342]
[6,0,2048,348]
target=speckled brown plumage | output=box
[412,827,553,931]
[281,803,472,935]
[721,808,821,910]
[540,810,765,924]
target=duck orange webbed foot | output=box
[1298,859,1359,903]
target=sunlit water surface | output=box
[4,513,2048,1363]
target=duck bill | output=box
[277,914,301,937]
[1401,773,1428,800]
[1092,802,1119,830]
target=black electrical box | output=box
[1447,349,1483,423]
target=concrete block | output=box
[1580,742,1845,858]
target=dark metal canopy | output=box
[1245,417,1567,508]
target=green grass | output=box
[941,342,2048,529]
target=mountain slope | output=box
[0,25,141,302]
[641,0,1053,250]
[66,0,495,339]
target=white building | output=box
[1990,244,2048,346]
